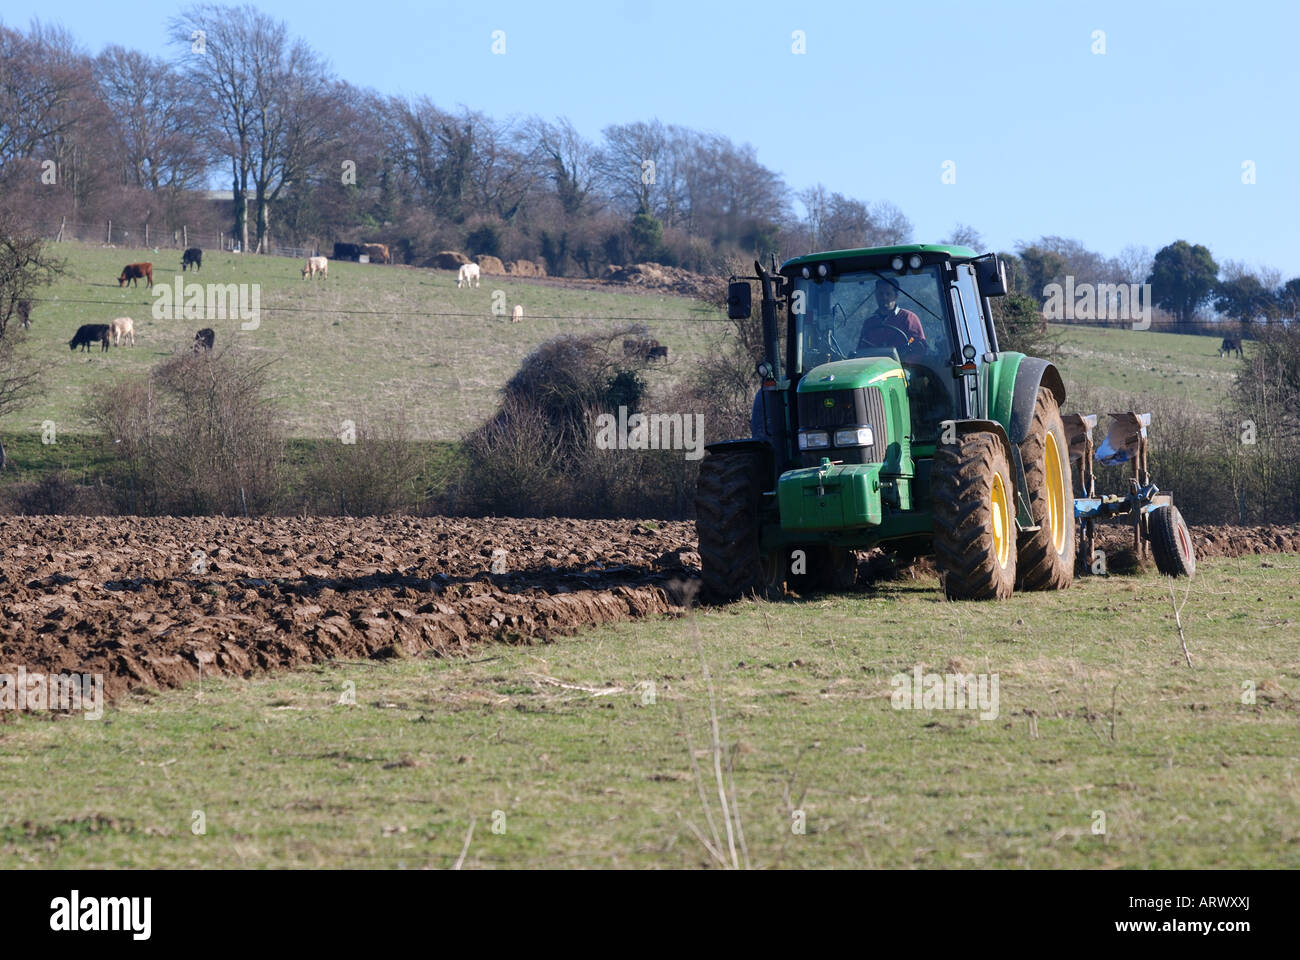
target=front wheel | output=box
[695,449,781,601]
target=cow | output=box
[333,242,361,261]
[181,247,203,272]
[511,304,524,323]
[109,317,135,347]
[69,323,112,352]
[117,262,153,288]
[16,299,32,330]
[193,328,215,352]
[457,262,480,289]
[302,256,328,280]
[1219,337,1243,358]
[648,344,669,361]
[361,242,390,264]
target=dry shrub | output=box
[303,412,430,516]
[87,348,284,515]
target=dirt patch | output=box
[0,516,697,703]
[1,516,1296,703]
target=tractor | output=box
[696,244,1194,600]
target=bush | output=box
[302,412,431,515]
[87,348,285,515]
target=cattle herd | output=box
[45,244,562,366]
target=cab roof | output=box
[781,243,978,272]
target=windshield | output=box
[790,266,958,440]
[792,266,952,373]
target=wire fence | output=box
[29,217,322,260]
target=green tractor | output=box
[697,244,1079,601]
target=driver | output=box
[856,281,927,355]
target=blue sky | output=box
[9,0,1300,275]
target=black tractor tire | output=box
[932,431,1018,600]
[1016,387,1075,591]
[787,545,858,594]
[695,449,780,601]
[1149,504,1196,577]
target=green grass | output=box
[3,555,1296,868]
[6,242,728,441]
[4,243,1249,467]
[1055,325,1242,413]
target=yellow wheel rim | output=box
[1045,431,1067,554]
[990,471,1010,569]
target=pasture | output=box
[7,243,725,440]
[2,243,1246,455]
[1,553,1295,868]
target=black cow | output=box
[69,323,111,352]
[1219,337,1243,358]
[193,328,215,352]
[648,344,669,361]
[181,247,203,272]
[16,299,31,330]
[333,242,362,261]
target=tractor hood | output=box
[797,355,905,394]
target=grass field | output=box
[1055,325,1242,415]
[7,242,726,440]
[2,243,1246,458]
[3,555,1296,869]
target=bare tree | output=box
[95,45,207,192]
[0,23,93,172]
[526,117,601,218]
[0,211,62,421]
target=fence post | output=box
[106,219,112,244]
[56,216,65,242]
[183,225,188,249]
[144,223,149,247]
[219,231,224,251]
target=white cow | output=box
[109,316,135,347]
[511,304,523,323]
[302,256,328,279]
[457,262,480,289]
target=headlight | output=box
[908,254,923,270]
[798,430,830,450]
[890,256,905,272]
[834,426,874,447]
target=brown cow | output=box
[360,243,390,264]
[118,263,153,288]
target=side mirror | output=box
[755,359,774,381]
[974,256,1008,298]
[727,280,752,319]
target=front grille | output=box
[797,386,888,467]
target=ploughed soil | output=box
[1,516,1297,703]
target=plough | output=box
[1062,411,1195,577]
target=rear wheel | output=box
[932,431,1017,600]
[695,449,781,601]
[1149,505,1196,577]
[1017,387,1075,590]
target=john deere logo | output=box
[823,398,834,408]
